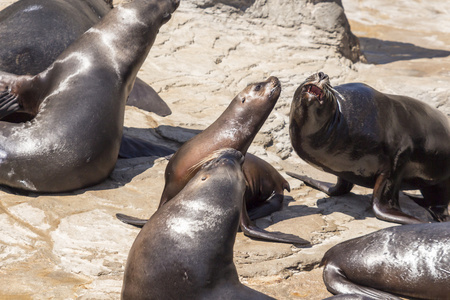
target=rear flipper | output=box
[285,172,353,196]
[404,179,450,222]
[372,173,424,224]
[322,262,401,300]
[116,213,147,228]
[127,77,172,117]
[240,199,310,246]
[0,71,40,119]
[247,192,283,220]
[119,134,175,158]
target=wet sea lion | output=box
[121,148,274,300]
[117,152,290,220]
[288,72,450,225]
[321,222,450,299]
[118,77,309,245]
[0,0,171,117]
[0,0,180,192]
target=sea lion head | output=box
[191,148,246,196]
[234,76,281,110]
[189,148,245,176]
[294,72,335,108]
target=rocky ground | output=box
[0,0,449,299]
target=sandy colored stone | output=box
[0,0,449,298]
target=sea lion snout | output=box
[204,148,244,170]
[160,0,180,24]
[266,76,281,98]
[318,72,328,82]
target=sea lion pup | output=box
[288,72,450,225]
[0,0,171,117]
[321,222,450,299]
[0,0,180,192]
[121,148,274,300]
[117,77,310,245]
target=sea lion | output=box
[117,152,290,219]
[321,222,450,299]
[117,77,309,245]
[121,148,274,300]
[288,72,450,225]
[0,0,171,117]
[0,0,180,192]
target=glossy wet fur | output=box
[121,149,274,300]
[321,222,450,299]
[289,72,450,224]
[158,77,281,206]
[117,77,310,245]
[0,0,180,192]
[0,0,171,118]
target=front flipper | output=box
[0,71,40,119]
[119,134,175,158]
[322,262,402,300]
[240,199,310,246]
[372,173,424,224]
[247,192,284,220]
[116,213,147,228]
[286,171,353,196]
[0,90,20,119]
[127,77,172,116]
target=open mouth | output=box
[304,84,324,102]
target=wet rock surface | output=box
[0,0,448,299]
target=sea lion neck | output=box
[78,0,179,91]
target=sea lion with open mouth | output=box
[288,72,450,225]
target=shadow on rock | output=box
[256,190,434,229]
[263,194,374,229]
[360,37,450,64]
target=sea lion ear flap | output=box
[0,71,38,119]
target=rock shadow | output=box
[359,37,450,64]
[256,189,435,229]
[196,0,256,11]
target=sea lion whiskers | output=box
[328,86,343,113]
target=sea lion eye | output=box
[241,97,246,103]
[254,84,262,92]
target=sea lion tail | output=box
[116,213,148,228]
